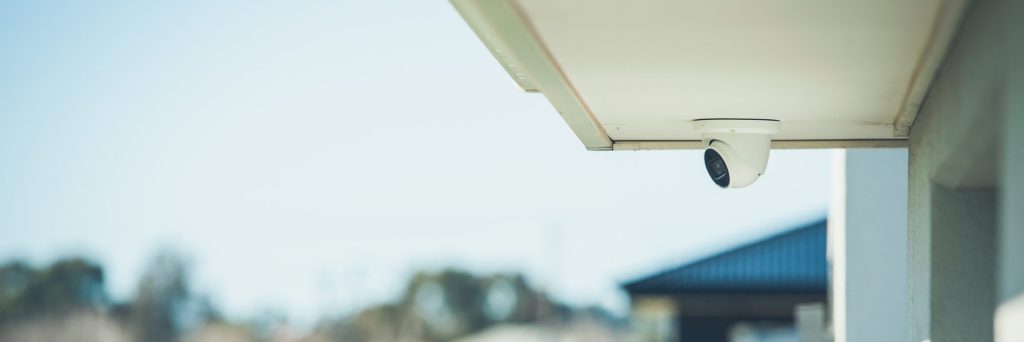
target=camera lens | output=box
[704,149,730,188]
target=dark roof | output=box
[623,218,827,295]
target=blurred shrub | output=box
[120,249,218,342]
[313,269,564,342]
[0,257,620,342]
[0,258,108,324]
[0,251,219,342]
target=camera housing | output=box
[693,119,780,188]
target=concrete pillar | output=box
[996,0,1024,335]
[829,149,908,342]
[909,126,999,342]
[929,187,996,341]
[906,0,1016,340]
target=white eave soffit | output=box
[452,0,968,150]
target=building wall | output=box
[829,149,908,342]
[907,0,1023,340]
[998,30,1024,338]
[630,296,678,342]
[998,2,1024,341]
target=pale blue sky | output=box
[0,1,830,323]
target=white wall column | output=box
[996,0,1024,336]
[930,187,997,341]
[906,0,1019,340]
[829,149,908,342]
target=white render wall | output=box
[829,149,908,342]
[906,0,1023,340]
[998,54,1024,340]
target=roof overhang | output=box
[452,0,967,150]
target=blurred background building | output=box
[624,220,827,342]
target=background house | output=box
[623,220,827,342]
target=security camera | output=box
[693,119,780,188]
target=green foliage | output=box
[127,249,216,342]
[0,256,615,342]
[0,258,108,324]
[316,268,557,342]
[0,251,217,342]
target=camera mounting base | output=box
[693,119,780,137]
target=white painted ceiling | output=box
[453,0,966,149]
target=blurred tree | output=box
[350,304,402,342]
[401,269,488,341]
[29,258,108,313]
[129,249,216,342]
[0,261,33,323]
[481,273,546,323]
[313,269,560,342]
[0,258,108,325]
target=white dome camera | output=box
[693,119,780,188]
